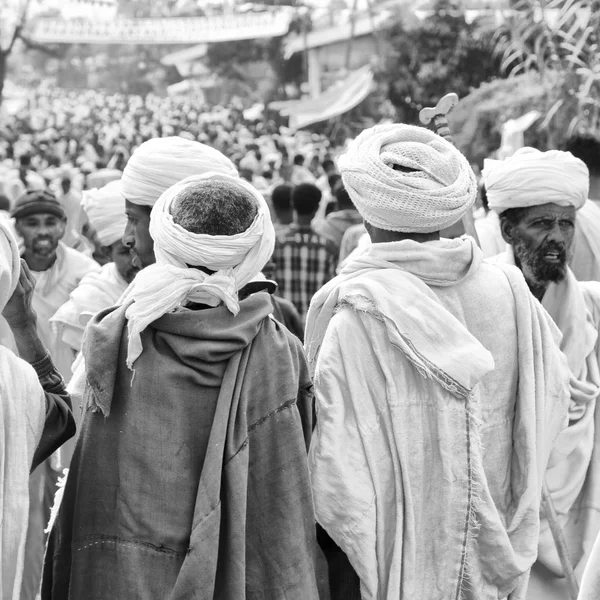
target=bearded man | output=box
[483,147,600,599]
[305,125,570,600]
[42,174,318,599]
[10,189,99,600]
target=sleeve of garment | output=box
[31,353,76,472]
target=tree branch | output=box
[19,36,63,58]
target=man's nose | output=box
[547,222,566,244]
[122,223,134,248]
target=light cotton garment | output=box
[81,180,126,247]
[492,248,600,600]
[0,220,46,600]
[122,173,275,368]
[32,242,100,381]
[50,262,129,354]
[121,136,237,207]
[338,124,477,233]
[306,237,570,600]
[483,147,589,213]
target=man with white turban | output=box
[0,219,74,600]
[484,147,600,600]
[51,180,138,358]
[43,174,319,599]
[305,124,570,600]
[120,136,237,270]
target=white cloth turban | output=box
[483,147,589,213]
[0,218,20,313]
[122,173,275,369]
[81,180,126,247]
[121,136,238,207]
[337,123,477,233]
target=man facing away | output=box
[305,124,570,600]
[272,183,338,319]
[483,147,600,599]
[42,174,319,599]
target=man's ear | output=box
[500,217,515,245]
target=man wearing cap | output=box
[483,147,600,600]
[10,189,99,600]
[43,174,318,599]
[12,189,100,379]
[305,125,570,600]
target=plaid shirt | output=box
[272,223,338,318]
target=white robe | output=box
[491,248,600,600]
[30,242,100,383]
[306,237,570,600]
[50,262,128,355]
[0,347,45,600]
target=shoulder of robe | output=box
[0,346,42,396]
[579,280,600,326]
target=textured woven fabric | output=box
[121,137,237,207]
[123,173,275,368]
[337,124,477,233]
[81,180,126,247]
[483,147,589,213]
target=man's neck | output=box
[23,251,58,272]
[526,280,548,302]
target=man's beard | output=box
[513,235,568,286]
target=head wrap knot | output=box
[122,173,275,369]
[483,147,589,213]
[338,123,477,233]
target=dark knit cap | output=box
[11,189,66,220]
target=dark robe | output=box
[42,292,318,599]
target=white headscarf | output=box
[81,180,126,247]
[0,219,20,312]
[338,123,477,233]
[483,147,589,213]
[123,173,275,369]
[121,137,238,207]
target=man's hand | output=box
[3,259,38,330]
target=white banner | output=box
[28,9,294,44]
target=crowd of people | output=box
[2,86,600,600]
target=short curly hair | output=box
[171,180,258,236]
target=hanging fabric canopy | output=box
[269,66,375,130]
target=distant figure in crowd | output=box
[313,185,363,253]
[306,125,569,600]
[0,218,74,600]
[273,183,337,319]
[43,174,318,599]
[292,153,316,186]
[484,147,600,600]
[270,183,294,236]
[11,189,99,600]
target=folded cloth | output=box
[81,180,126,247]
[122,173,275,369]
[337,123,477,234]
[121,137,238,207]
[483,147,589,214]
